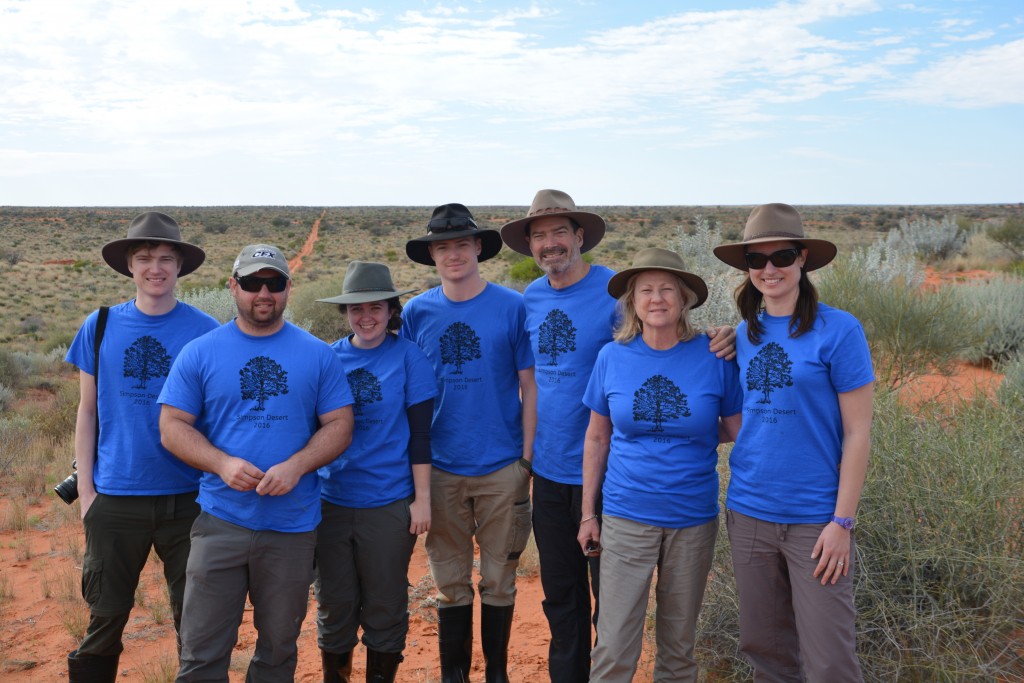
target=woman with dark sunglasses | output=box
[713,203,874,682]
[312,261,438,683]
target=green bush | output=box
[287,278,350,343]
[953,275,1024,365]
[507,257,542,283]
[887,215,968,263]
[986,216,1024,260]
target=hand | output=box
[811,522,852,585]
[707,325,737,361]
[409,498,431,535]
[79,487,97,520]
[256,459,302,496]
[577,517,601,556]
[218,456,265,492]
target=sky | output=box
[1,0,1021,207]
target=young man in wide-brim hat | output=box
[401,203,537,683]
[64,212,220,682]
[499,190,737,683]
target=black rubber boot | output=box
[321,649,353,683]
[67,650,120,683]
[481,603,514,683]
[366,648,403,683]
[438,604,473,683]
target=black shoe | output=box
[67,650,120,683]
[321,649,353,683]
[481,603,514,683]
[366,648,403,683]
[438,604,473,683]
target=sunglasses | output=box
[234,275,289,293]
[744,248,803,270]
[427,215,478,233]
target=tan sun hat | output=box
[607,248,708,308]
[317,261,417,305]
[713,203,836,272]
[101,212,206,278]
[500,189,606,256]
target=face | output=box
[745,240,807,311]
[230,267,290,330]
[428,236,481,283]
[526,216,584,276]
[128,243,181,300]
[346,299,390,348]
[633,270,684,333]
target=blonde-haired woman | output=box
[578,248,742,682]
[714,203,874,682]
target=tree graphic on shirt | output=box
[440,322,481,375]
[746,341,793,404]
[240,356,289,411]
[123,335,172,389]
[347,368,382,416]
[632,374,689,433]
[538,309,577,366]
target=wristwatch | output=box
[830,515,855,530]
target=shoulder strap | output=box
[92,306,109,464]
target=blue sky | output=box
[1,0,1020,206]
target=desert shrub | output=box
[819,255,977,390]
[178,286,236,323]
[27,380,79,443]
[0,349,27,390]
[287,278,350,343]
[506,257,542,283]
[887,215,968,263]
[996,353,1024,404]
[854,391,1024,680]
[953,275,1024,365]
[0,416,33,474]
[672,215,742,331]
[844,235,924,289]
[986,216,1024,260]
[0,383,14,413]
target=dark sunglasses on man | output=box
[234,274,289,293]
[744,247,803,270]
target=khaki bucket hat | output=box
[101,212,206,278]
[500,189,606,256]
[317,261,417,305]
[713,203,837,272]
[607,248,708,308]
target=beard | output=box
[537,246,582,276]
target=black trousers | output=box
[531,474,600,683]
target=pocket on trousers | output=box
[507,499,533,561]
[726,509,754,565]
[81,556,103,606]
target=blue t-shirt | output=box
[584,335,742,528]
[727,303,875,524]
[525,265,617,484]
[401,283,534,476]
[65,300,220,495]
[158,321,354,533]
[320,334,438,508]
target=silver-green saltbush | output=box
[996,353,1024,404]
[887,215,968,263]
[178,286,236,323]
[953,274,1024,365]
[672,215,742,331]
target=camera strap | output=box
[93,306,109,461]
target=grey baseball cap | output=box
[233,244,291,278]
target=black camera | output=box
[54,459,79,505]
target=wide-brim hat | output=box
[607,248,708,309]
[101,212,206,278]
[713,203,837,272]
[317,261,417,305]
[406,203,503,266]
[500,189,606,256]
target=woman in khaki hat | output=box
[713,203,874,681]
[313,261,438,683]
[577,248,743,683]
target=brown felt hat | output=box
[406,203,503,266]
[607,248,708,309]
[317,261,417,305]
[713,203,836,272]
[101,212,206,278]
[499,189,606,256]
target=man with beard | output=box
[158,244,354,682]
[500,190,735,683]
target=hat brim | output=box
[101,238,206,278]
[317,288,418,305]
[499,211,606,256]
[406,229,503,266]
[607,267,708,309]
[713,237,837,272]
